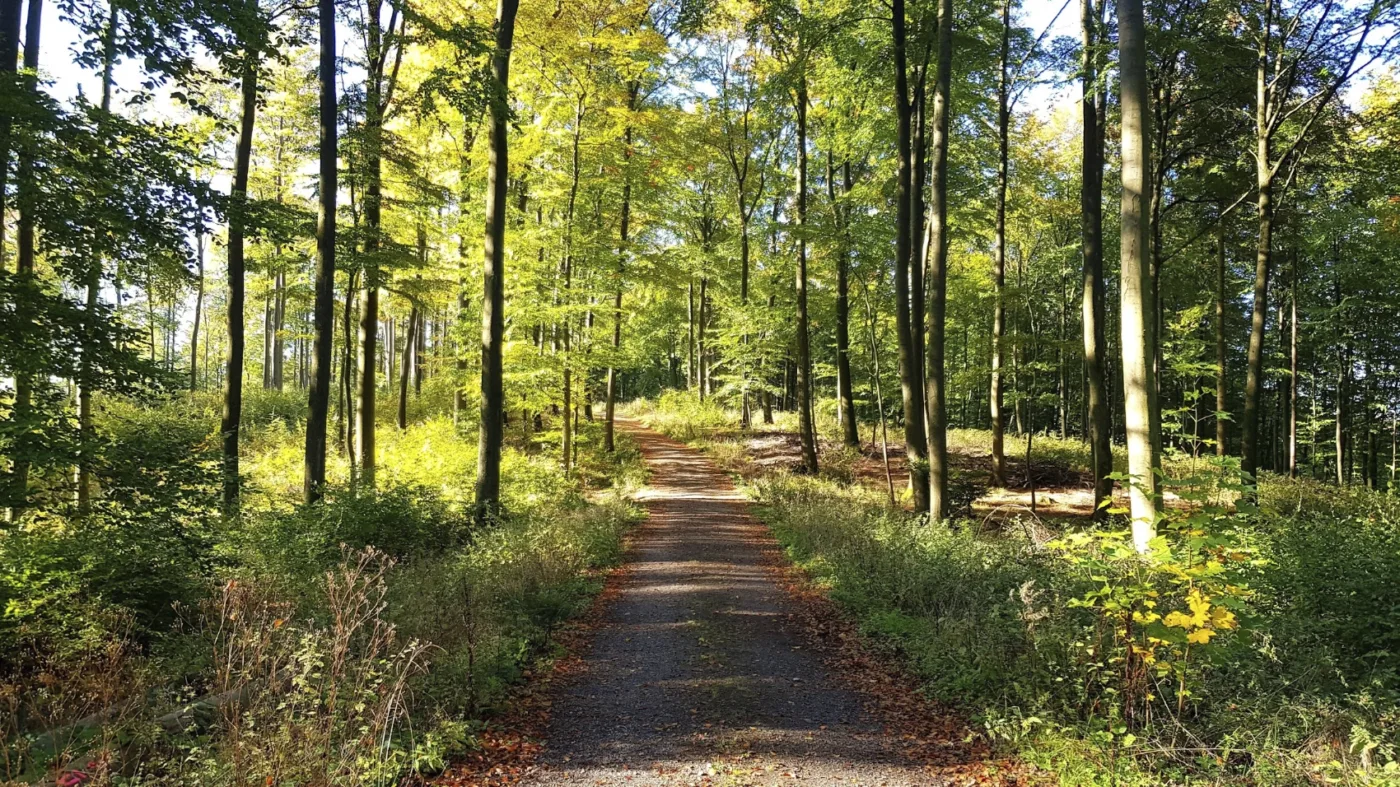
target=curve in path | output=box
[525,419,943,786]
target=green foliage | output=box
[628,390,736,441]
[743,453,1400,784]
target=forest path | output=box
[522,419,954,787]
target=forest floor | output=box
[734,428,1182,531]
[475,418,1026,787]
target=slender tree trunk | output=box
[475,0,519,523]
[1288,255,1298,477]
[1216,212,1228,456]
[832,156,859,449]
[275,272,286,389]
[191,228,204,390]
[990,0,1010,487]
[892,0,929,509]
[606,83,638,452]
[923,0,953,521]
[1119,0,1158,550]
[1081,0,1112,519]
[861,276,896,505]
[794,76,817,474]
[357,0,393,490]
[687,278,695,388]
[76,10,118,512]
[561,108,582,475]
[698,276,708,400]
[222,60,258,514]
[1244,6,1274,484]
[8,0,38,511]
[0,0,22,271]
[453,128,479,424]
[304,0,337,502]
[398,301,417,430]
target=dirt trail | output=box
[522,419,965,786]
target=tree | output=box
[923,0,952,521]
[1081,0,1111,516]
[1240,0,1395,482]
[474,0,520,524]
[303,0,337,504]
[892,0,930,510]
[1119,0,1159,549]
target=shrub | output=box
[152,548,432,787]
[231,483,468,601]
[629,390,735,441]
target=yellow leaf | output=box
[1187,628,1215,644]
[1187,589,1211,627]
[1163,611,1193,629]
[1209,607,1237,630]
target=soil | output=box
[515,418,1018,786]
[724,427,1177,528]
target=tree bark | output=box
[1216,211,1228,456]
[191,227,204,391]
[793,76,817,474]
[304,0,337,503]
[990,0,1010,487]
[892,0,929,509]
[398,301,418,430]
[0,0,21,271]
[222,60,258,514]
[832,157,859,449]
[474,0,519,523]
[1081,0,1112,520]
[1288,254,1298,477]
[1120,0,1158,550]
[923,0,953,521]
[271,270,285,390]
[9,0,40,511]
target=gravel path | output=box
[524,419,942,787]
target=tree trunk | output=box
[687,278,695,388]
[0,0,21,271]
[272,271,286,390]
[8,0,39,511]
[77,11,119,511]
[304,0,337,503]
[923,0,953,521]
[698,276,708,400]
[561,104,582,476]
[453,125,478,424]
[192,227,204,390]
[990,0,1010,487]
[606,83,639,452]
[1081,0,1112,519]
[222,60,258,514]
[475,0,519,523]
[794,76,818,474]
[834,158,859,449]
[1119,0,1158,550]
[1288,255,1298,477]
[398,302,418,430]
[1216,211,1228,456]
[1243,17,1275,484]
[357,0,391,490]
[892,0,929,509]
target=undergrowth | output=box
[0,388,645,785]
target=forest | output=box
[3,0,1400,782]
